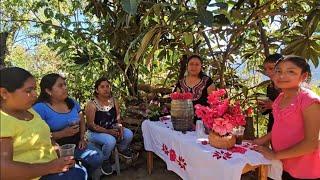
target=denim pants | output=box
[40,164,86,180]
[87,128,133,160]
[74,142,103,175]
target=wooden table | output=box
[146,151,268,180]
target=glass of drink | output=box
[59,144,76,157]
[232,126,245,145]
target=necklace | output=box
[1,108,33,121]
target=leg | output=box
[147,151,153,175]
[117,128,133,152]
[87,131,117,160]
[74,143,103,175]
[258,165,268,180]
[40,167,86,180]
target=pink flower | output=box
[194,89,246,136]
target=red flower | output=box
[169,149,176,161]
[170,92,193,100]
[246,107,253,117]
[228,146,247,154]
[201,140,208,145]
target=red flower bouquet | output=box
[170,92,193,100]
[194,89,246,136]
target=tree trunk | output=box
[0,32,9,68]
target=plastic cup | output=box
[59,144,76,157]
[196,120,205,139]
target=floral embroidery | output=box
[228,146,247,154]
[169,149,177,161]
[162,144,187,170]
[212,150,232,160]
[177,156,187,170]
[162,144,169,155]
[242,142,257,150]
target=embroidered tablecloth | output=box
[142,119,282,180]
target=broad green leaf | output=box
[184,33,193,45]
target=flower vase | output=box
[171,99,194,131]
[208,131,236,149]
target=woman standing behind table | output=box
[0,67,85,180]
[33,73,103,178]
[174,55,215,123]
[85,77,134,176]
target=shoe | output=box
[101,160,113,175]
[119,148,133,159]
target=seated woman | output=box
[0,67,85,180]
[174,55,215,123]
[85,77,134,176]
[33,73,103,178]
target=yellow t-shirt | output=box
[0,109,58,164]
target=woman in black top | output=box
[174,55,215,122]
[85,77,134,175]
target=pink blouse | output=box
[271,89,320,179]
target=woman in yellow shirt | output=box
[0,67,85,180]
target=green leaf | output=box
[197,10,214,26]
[44,8,54,18]
[121,0,141,15]
[184,33,193,45]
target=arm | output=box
[0,138,74,179]
[79,111,86,140]
[114,99,121,124]
[253,133,271,146]
[207,83,215,95]
[85,101,109,133]
[274,103,320,159]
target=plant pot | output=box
[170,100,194,131]
[208,131,236,149]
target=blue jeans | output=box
[87,128,133,160]
[74,142,103,175]
[40,165,86,180]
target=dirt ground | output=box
[101,151,257,180]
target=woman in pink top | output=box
[253,55,320,180]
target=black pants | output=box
[282,171,320,180]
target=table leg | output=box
[147,151,153,175]
[258,165,268,180]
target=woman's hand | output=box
[107,129,120,138]
[254,146,277,160]
[49,156,75,174]
[62,125,79,137]
[78,139,87,150]
[257,99,273,112]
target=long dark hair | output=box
[0,67,34,92]
[36,73,74,109]
[0,67,34,104]
[93,77,112,97]
[178,54,206,80]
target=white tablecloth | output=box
[142,119,282,180]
